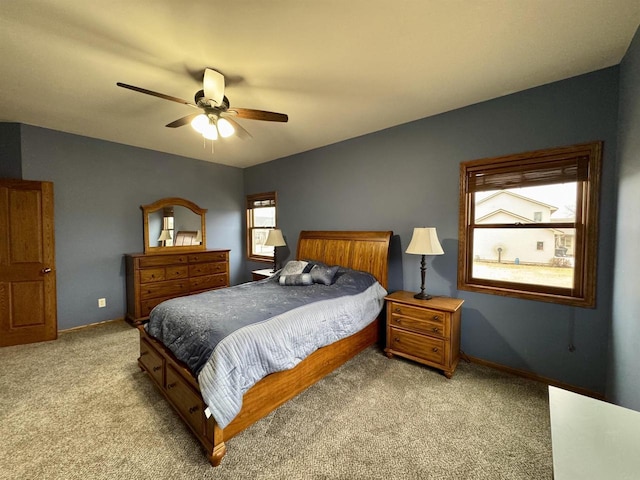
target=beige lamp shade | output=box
[406,227,444,255]
[158,229,172,242]
[264,228,286,247]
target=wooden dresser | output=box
[125,249,230,325]
[384,291,464,378]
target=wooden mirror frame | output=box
[142,197,207,254]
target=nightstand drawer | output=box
[389,312,449,338]
[389,328,445,365]
[388,302,447,324]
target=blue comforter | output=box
[145,268,387,427]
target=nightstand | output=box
[384,291,464,378]
[251,268,275,281]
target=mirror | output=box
[141,197,207,253]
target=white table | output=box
[549,385,640,479]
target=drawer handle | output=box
[396,318,402,324]
[152,366,162,372]
[167,382,177,390]
[432,327,439,333]
[433,315,441,321]
[432,347,439,352]
[394,307,401,313]
[188,406,199,414]
[394,337,400,343]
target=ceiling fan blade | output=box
[221,115,253,139]
[116,82,197,108]
[166,113,201,128]
[203,68,225,106]
[230,108,288,122]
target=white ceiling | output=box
[1,1,638,168]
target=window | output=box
[246,192,277,262]
[458,142,602,307]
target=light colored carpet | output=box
[0,320,552,479]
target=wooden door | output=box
[0,179,57,347]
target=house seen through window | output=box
[458,142,602,307]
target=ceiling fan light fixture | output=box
[202,122,219,140]
[191,114,209,134]
[217,117,235,138]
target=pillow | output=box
[310,264,340,285]
[279,260,309,276]
[279,273,313,286]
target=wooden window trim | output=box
[246,191,277,263]
[458,142,602,308]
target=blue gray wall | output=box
[245,67,621,396]
[608,27,640,410]
[0,123,23,178]
[16,126,245,330]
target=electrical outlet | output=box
[98,298,106,308]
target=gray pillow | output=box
[310,264,340,285]
[279,273,313,286]
[279,260,309,276]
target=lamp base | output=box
[413,292,433,300]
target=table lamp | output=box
[264,228,286,272]
[406,227,444,300]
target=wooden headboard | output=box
[296,230,392,289]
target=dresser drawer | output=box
[188,261,226,277]
[140,296,174,317]
[188,252,227,264]
[140,279,189,300]
[166,365,205,436]
[388,302,448,324]
[138,254,188,268]
[139,339,165,387]
[389,328,445,365]
[140,268,165,283]
[190,273,227,291]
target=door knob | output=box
[42,267,52,274]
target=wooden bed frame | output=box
[137,230,392,466]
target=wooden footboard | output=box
[138,317,380,466]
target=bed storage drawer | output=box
[125,249,230,325]
[139,339,165,387]
[166,365,206,436]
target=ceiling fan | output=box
[116,68,288,141]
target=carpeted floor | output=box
[0,320,552,479]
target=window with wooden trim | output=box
[246,192,277,262]
[458,142,602,307]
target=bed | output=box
[137,230,392,466]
